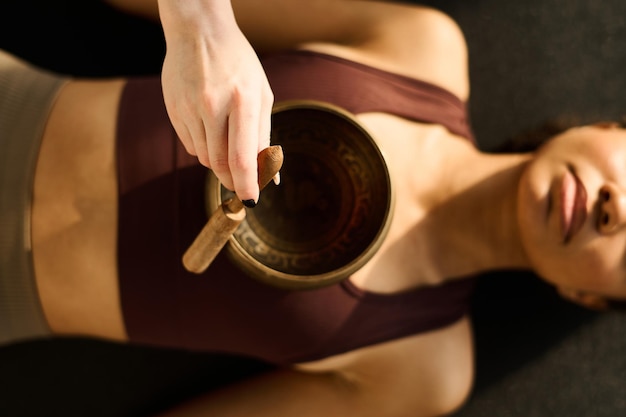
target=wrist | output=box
[158,0,237,37]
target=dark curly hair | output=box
[494,115,626,153]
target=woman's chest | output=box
[349,113,467,292]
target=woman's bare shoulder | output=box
[300,5,469,101]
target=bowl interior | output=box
[207,101,393,289]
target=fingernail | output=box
[242,199,257,208]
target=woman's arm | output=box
[156,318,473,417]
[232,0,471,100]
[106,0,469,98]
[105,0,382,48]
[106,0,433,52]
[236,0,470,101]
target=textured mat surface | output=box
[428,0,626,151]
[1,1,625,416]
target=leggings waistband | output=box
[0,50,68,345]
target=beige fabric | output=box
[0,50,67,345]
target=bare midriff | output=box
[31,79,129,341]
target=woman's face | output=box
[517,124,626,302]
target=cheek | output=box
[556,131,626,184]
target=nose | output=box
[598,183,626,234]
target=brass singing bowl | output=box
[206,100,394,290]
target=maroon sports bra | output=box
[116,49,476,365]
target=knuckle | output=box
[230,86,246,107]
[199,94,215,114]
[229,152,255,174]
[210,156,230,172]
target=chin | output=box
[517,171,548,243]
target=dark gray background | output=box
[1,0,624,415]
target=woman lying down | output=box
[2,0,625,416]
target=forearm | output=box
[157,0,236,43]
[107,0,410,52]
[232,0,413,52]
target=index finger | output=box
[228,103,261,204]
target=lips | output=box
[560,168,588,243]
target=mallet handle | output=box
[182,146,284,274]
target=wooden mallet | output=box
[182,145,284,274]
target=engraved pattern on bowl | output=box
[206,101,393,289]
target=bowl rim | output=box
[205,99,395,290]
